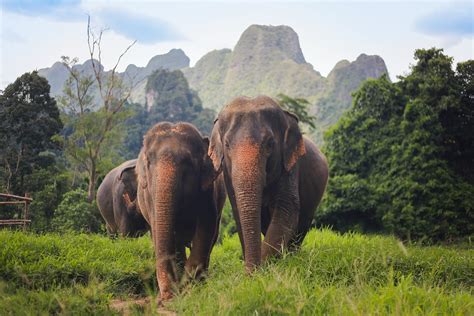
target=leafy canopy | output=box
[276,93,316,130]
[0,71,62,195]
[320,48,474,243]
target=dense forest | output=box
[0,48,472,243]
[318,49,474,243]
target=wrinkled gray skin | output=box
[209,96,329,272]
[96,159,149,237]
[136,122,226,301]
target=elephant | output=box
[96,159,149,237]
[136,122,226,301]
[208,95,329,272]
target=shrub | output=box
[52,189,103,233]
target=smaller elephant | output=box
[96,159,149,237]
[137,122,225,302]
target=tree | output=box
[276,93,316,130]
[440,60,474,183]
[59,17,138,202]
[121,102,148,160]
[318,75,403,233]
[0,71,62,194]
[26,165,71,232]
[52,188,103,233]
[320,49,474,242]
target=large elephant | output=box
[136,122,225,301]
[209,96,328,272]
[96,159,149,237]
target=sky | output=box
[0,0,473,89]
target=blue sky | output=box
[1,0,473,89]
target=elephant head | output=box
[136,122,217,300]
[209,96,305,272]
[118,162,138,211]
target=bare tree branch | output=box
[61,15,138,202]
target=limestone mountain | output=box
[182,24,388,142]
[37,49,190,103]
[37,62,70,96]
[314,54,389,141]
[123,48,189,85]
[38,59,106,108]
[183,25,325,110]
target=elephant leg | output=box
[176,242,187,275]
[185,200,218,280]
[106,223,113,234]
[262,171,301,260]
[261,206,299,261]
[261,206,271,236]
[288,228,310,251]
[118,215,131,238]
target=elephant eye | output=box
[266,137,275,150]
[225,140,230,149]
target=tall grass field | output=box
[0,229,472,315]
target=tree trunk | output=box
[87,162,96,203]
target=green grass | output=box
[0,229,472,315]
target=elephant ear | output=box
[201,137,219,191]
[283,111,306,172]
[137,154,148,189]
[119,161,137,180]
[208,119,224,174]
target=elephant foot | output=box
[158,290,174,304]
[184,263,207,281]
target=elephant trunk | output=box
[152,159,178,300]
[232,143,264,273]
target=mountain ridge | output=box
[37,49,190,103]
[37,24,388,141]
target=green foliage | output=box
[59,107,128,176]
[120,102,148,160]
[217,200,236,242]
[0,229,471,314]
[276,93,316,130]
[146,69,216,135]
[25,166,71,232]
[320,48,474,242]
[0,71,62,195]
[439,60,474,184]
[52,189,104,233]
